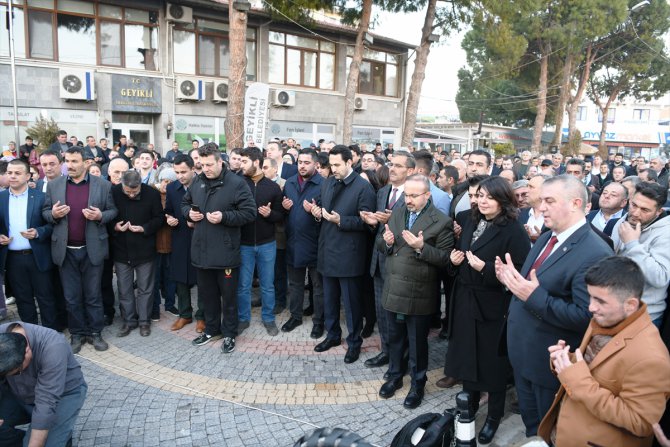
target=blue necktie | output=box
[408,212,418,229]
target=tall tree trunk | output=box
[342,0,372,145]
[531,42,549,152]
[567,44,596,146]
[592,83,620,155]
[550,52,573,149]
[225,4,248,151]
[401,0,438,147]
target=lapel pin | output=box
[563,247,567,252]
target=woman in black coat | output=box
[444,176,530,444]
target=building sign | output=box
[268,120,335,147]
[174,115,226,149]
[111,75,161,113]
[244,83,270,146]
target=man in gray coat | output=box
[42,147,117,353]
[378,174,454,409]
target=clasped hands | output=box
[548,339,583,374]
[189,209,223,224]
[51,200,102,221]
[450,250,485,272]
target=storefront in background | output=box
[351,126,397,149]
[1,108,97,149]
[268,121,336,147]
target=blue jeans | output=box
[0,382,87,447]
[237,242,276,323]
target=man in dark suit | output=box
[312,145,376,363]
[0,160,56,329]
[360,151,415,370]
[566,158,600,211]
[378,174,454,409]
[42,147,118,353]
[496,175,612,436]
[266,140,297,180]
[165,154,205,332]
[47,130,72,154]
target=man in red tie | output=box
[495,175,613,438]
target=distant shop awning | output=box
[414,128,469,144]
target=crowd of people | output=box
[1,131,670,447]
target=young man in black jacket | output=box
[237,147,285,336]
[181,143,256,353]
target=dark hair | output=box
[469,150,491,167]
[612,165,627,175]
[0,332,27,377]
[298,148,318,162]
[240,147,263,164]
[230,147,242,156]
[0,160,7,175]
[377,164,389,187]
[121,170,142,188]
[57,130,67,137]
[329,145,352,162]
[585,256,644,302]
[349,144,361,156]
[119,134,127,139]
[25,136,33,141]
[136,149,152,159]
[639,168,659,182]
[192,139,199,144]
[467,174,489,188]
[39,149,62,163]
[173,153,194,168]
[316,152,330,168]
[65,146,85,159]
[188,148,199,158]
[362,169,383,192]
[566,158,586,173]
[634,181,667,209]
[198,142,221,160]
[615,152,624,157]
[8,159,30,173]
[472,176,518,224]
[442,165,459,182]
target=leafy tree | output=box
[588,0,670,152]
[26,117,60,152]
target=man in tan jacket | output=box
[539,255,670,447]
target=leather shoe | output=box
[117,324,136,338]
[281,317,302,333]
[310,324,324,339]
[403,387,424,409]
[477,417,500,445]
[195,320,205,333]
[314,338,341,352]
[139,324,151,337]
[364,352,389,368]
[436,376,461,389]
[171,318,193,331]
[344,347,360,364]
[379,378,403,399]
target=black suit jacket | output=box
[370,184,405,277]
[317,171,376,277]
[507,223,613,389]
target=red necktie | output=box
[388,188,398,209]
[528,235,558,276]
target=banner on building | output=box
[244,83,270,147]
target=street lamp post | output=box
[7,0,20,145]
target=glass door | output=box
[112,124,154,150]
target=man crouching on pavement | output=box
[0,322,87,447]
[539,256,670,447]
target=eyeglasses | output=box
[405,192,428,199]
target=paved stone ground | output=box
[3,289,533,447]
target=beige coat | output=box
[539,309,670,447]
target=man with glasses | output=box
[0,322,87,447]
[110,170,164,338]
[512,179,530,208]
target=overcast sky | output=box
[373,7,467,118]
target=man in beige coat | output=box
[539,256,670,447]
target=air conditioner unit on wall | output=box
[166,4,193,24]
[177,77,204,101]
[354,96,368,111]
[273,89,295,107]
[213,80,229,103]
[59,69,95,101]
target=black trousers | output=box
[513,371,557,437]
[386,310,431,389]
[101,257,116,318]
[198,267,239,338]
[274,248,288,309]
[59,247,104,336]
[6,251,57,329]
[462,387,506,420]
